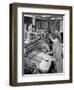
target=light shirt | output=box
[37,52,55,72]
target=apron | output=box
[53,40,63,73]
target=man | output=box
[49,32,63,73]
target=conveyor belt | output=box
[24,37,41,48]
[24,37,41,53]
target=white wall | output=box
[0,0,74,90]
